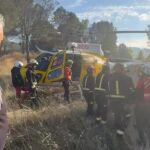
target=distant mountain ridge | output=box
[130,47,150,59]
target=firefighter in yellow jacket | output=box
[95,63,109,124]
[108,63,135,136]
[82,66,95,116]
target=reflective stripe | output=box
[82,76,90,91]
[95,74,105,91]
[95,77,97,85]
[95,88,106,91]
[90,101,94,104]
[99,74,104,89]
[144,93,150,97]
[83,88,89,91]
[96,117,102,121]
[116,80,119,95]
[84,76,88,88]
[107,79,124,99]
[144,81,150,88]
[108,81,110,92]
[30,97,35,99]
[107,95,125,99]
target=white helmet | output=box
[124,64,129,72]
[140,64,150,76]
[28,59,38,65]
[14,61,23,68]
[71,42,78,48]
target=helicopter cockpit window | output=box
[36,57,51,71]
[51,54,64,69]
[36,53,52,62]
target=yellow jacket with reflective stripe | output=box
[108,73,132,99]
[82,74,95,91]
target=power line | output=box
[115,30,150,34]
[28,27,150,35]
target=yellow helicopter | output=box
[20,43,108,84]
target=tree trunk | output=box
[21,33,25,54]
[25,34,30,63]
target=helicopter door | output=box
[44,51,66,83]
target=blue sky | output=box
[58,0,150,48]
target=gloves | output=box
[32,82,37,89]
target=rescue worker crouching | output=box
[11,61,24,108]
[82,66,95,116]
[62,59,73,103]
[95,63,109,124]
[26,59,39,100]
[108,63,135,136]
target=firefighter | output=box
[26,59,39,100]
[11,61,24,108]
[108,63,135,136]
[95,63,109,124]
[123,65,135,119]
[82,66,95,116]
[135,64,150,147]
[62,59,73,103]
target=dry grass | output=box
[6,96,88,150]
[0,51,38,75]
[7,94,129,150]
[0,52,26,75]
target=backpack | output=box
[11,67,24,87]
